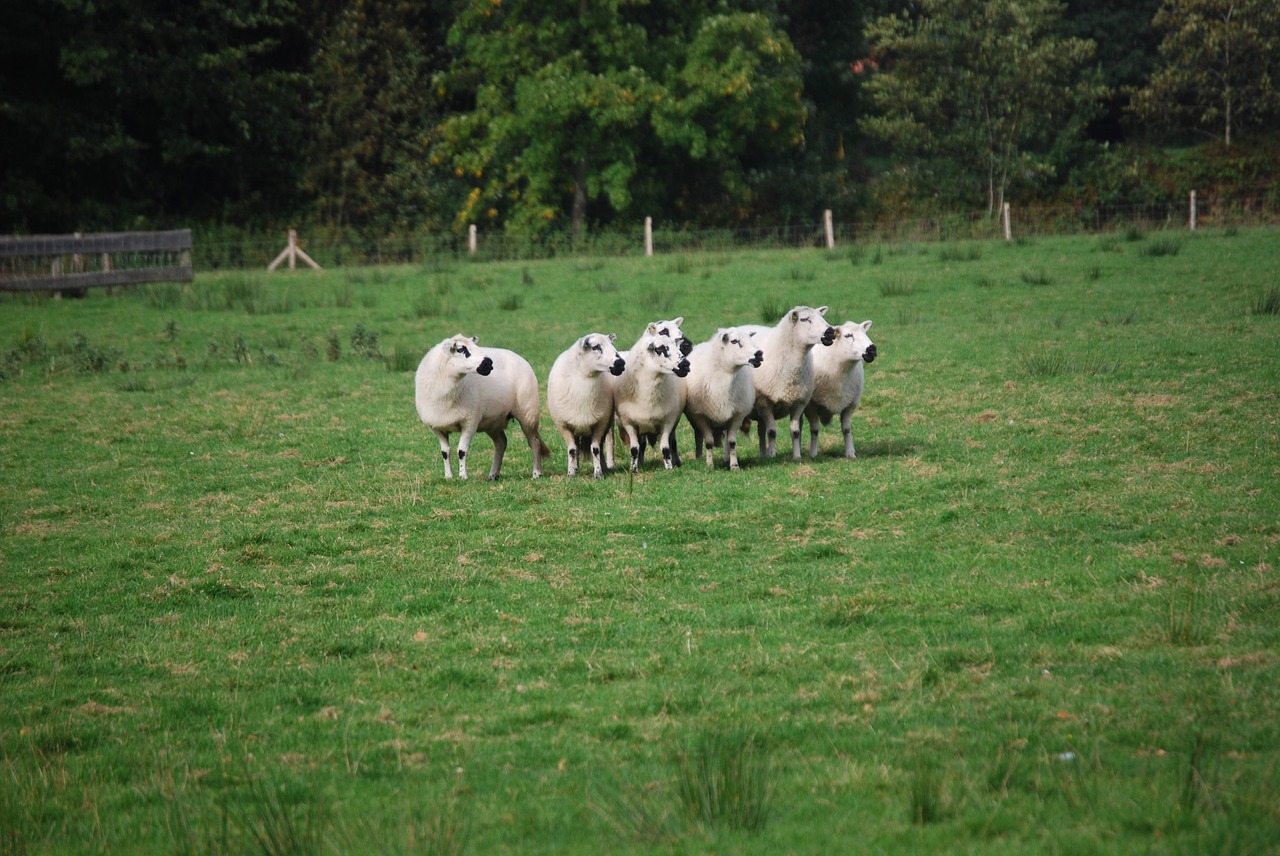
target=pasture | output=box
[2,228,1278,854]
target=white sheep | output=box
[805,320,877,458]
[743,305,836,460]
[546,332,626,478]
[414,334,550,480]
[605,318,692,469]
[683,328,763,470]
[612,333,691,471]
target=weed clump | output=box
[1249,287,1280,316]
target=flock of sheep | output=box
[413,305,877,480]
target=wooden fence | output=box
[0,229,193,294]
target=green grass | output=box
[2,233,1280,854]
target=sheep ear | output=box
[721,332,730,344]
[645,322,658,335]
[672,317,684,327]
[790,310,799,322]
[582,337,594,350]
[607,333,617,342]
[862,320,873,331]
[817,306,829,315]
[471,336,479,345]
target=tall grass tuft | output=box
[413,283,451,319]
[674,731,772,832]
[1020,348,1066,378]
[640,287,678,314]
[878,276,915,297]
[759,298,787,323]
[908,763,947,825]
[230,777,331,856]
[938,243,983,262]
[387,344,420,373]
[1140,236,1184,257]
[1249,287,1280,316]
[1019,268,1052,286]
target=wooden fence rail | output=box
[0,229,193,293]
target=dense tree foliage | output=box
[861,0,1104,215]
[0,0,1276,236]
[1130,0,1280,146]
[1,0,312,232]
[434,0,806,234]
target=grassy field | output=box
[2,227,1278,854]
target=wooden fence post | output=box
[268,229,320,271]
[1189,190,1197,230]
[468,224,477,255]
[823,210,835,250]
[1002,203,1012,242]
[644,217,653,257]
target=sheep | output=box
[682,327,764,470]
[612,333,691,472]
[604,317,692,469]
[414,334,550,480]
[804,320,877,458]
[743,305,836,460]
[546,332,626,478]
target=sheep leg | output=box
[519,423,546,478]
[668,428,682,467]
[724,422,741,470]
[605,419,618,470]
[758,412,777,458]
[589,432,606,479]
[840,406,857,458]
[624,424,642,473]
[558,428,579,476]
[659,423,676,470]
[805,409,821,458]
[486,430,508,481]
[789,407,805,460]
[456,427,479,480]
[433,430,455,480]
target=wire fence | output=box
[156,194,1280,273]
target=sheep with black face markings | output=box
[612,333,691,472]
[546,332,626,478]
[605,317,692,469]
[414,334,550,480]
[742,305,836,460]
[805,320,877,458]
[683,327,763,470]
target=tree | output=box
[1129,0,1280,146]
[1062,0,1162,142]
[861,0,1104,215]
[306,0,448,234]
[434,0,806,235]
[1,0,312,232]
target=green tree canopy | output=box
[861,0,1104,215]
[434,0,805,235]
[1129,0,1280,146]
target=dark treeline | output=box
[2,0,1278,238]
